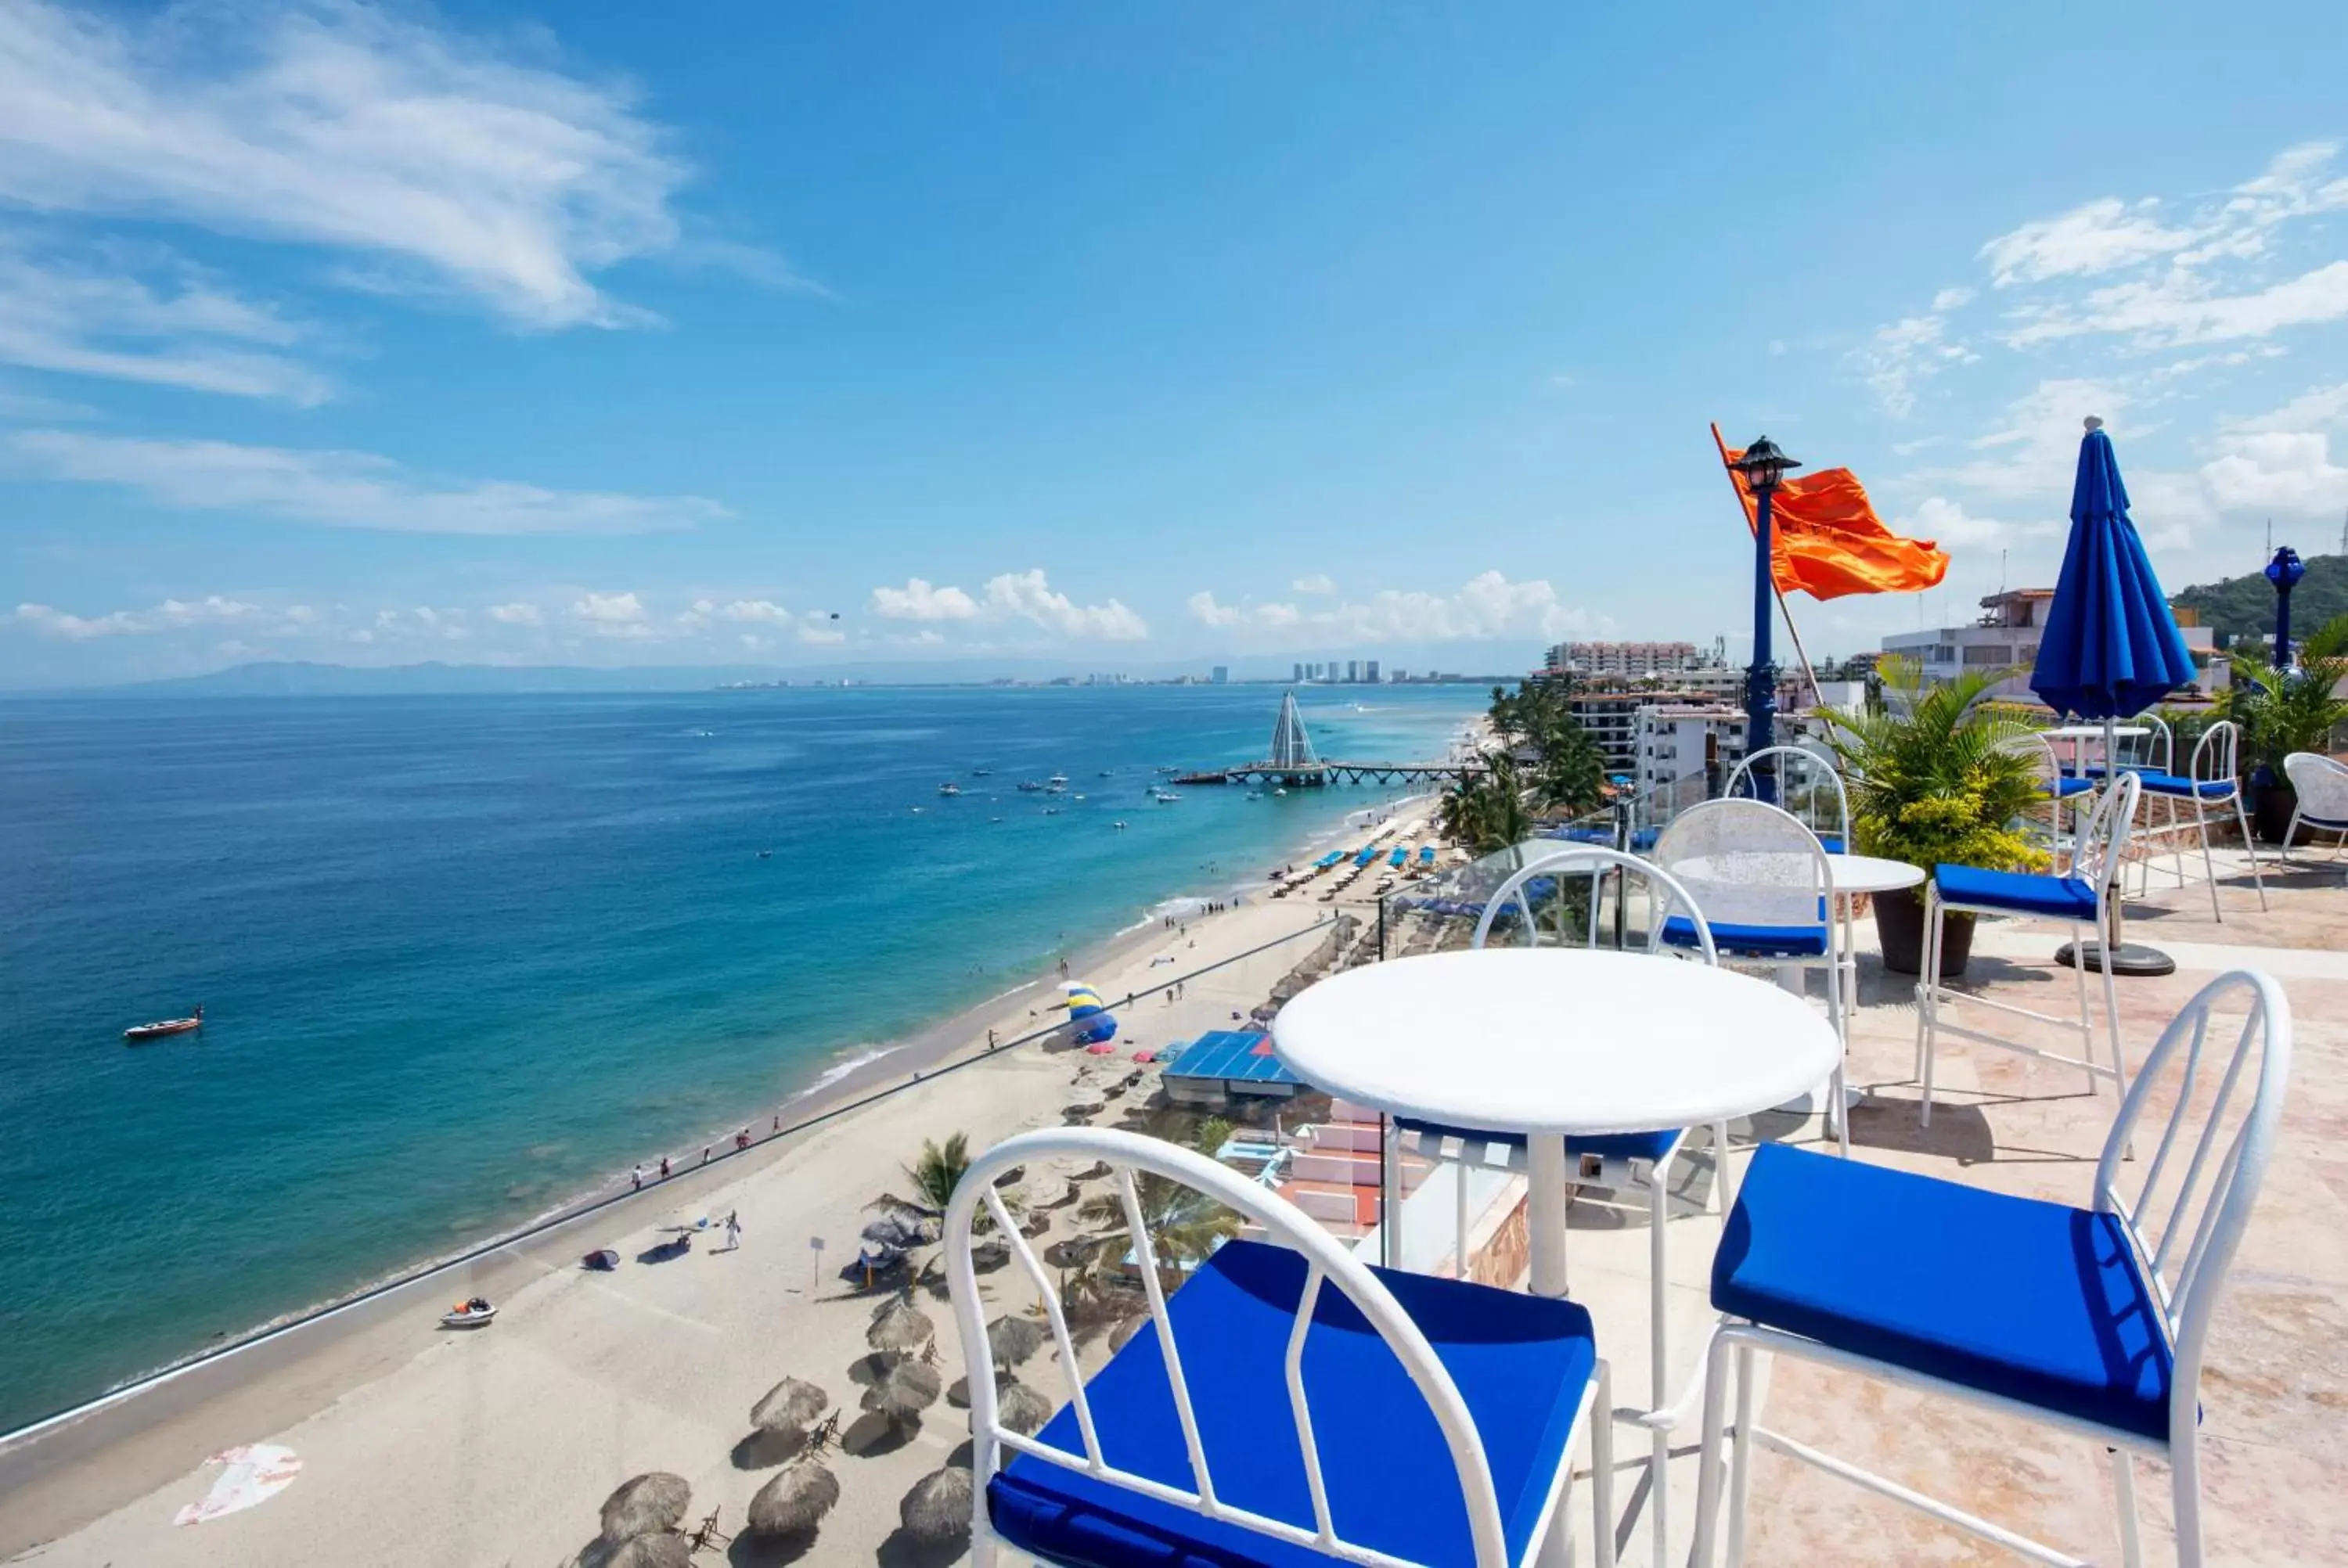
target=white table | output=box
[1269,947,1842,1298]
[2044,723,2150,782]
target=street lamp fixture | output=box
[1732,436,1802,802]
[2265,545,2306,669]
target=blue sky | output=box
[5,1,2347,685]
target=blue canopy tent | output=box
[2029,416,2196,976]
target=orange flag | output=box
[1712,424,1949,601]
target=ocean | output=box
[0,682,1482,1431]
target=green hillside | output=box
[2170,552,2348,649]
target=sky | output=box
[4,1,2348,687]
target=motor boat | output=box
[441,1296,497,1328]
[1016,780,1046,793]
[124,1005,203,1044]
[937,782,962,796]
[1045,774,1070,793]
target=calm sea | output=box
[0,683,1480,1430]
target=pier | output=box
[1176,691,1489,788]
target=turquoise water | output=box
[0,684,1479,1430]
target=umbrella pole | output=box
[2057,715,2177,978]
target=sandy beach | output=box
[0,792,1450,1566]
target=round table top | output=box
[1270,947,1842,1137]
[1669,851,1924,897]
[2044,724,2149,740]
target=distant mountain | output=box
[2171,552,2348,649]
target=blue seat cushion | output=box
[2040,775,2098,798]
[1932,863,2098,922]
[1815,833,1846,854]
[989,1239,1596,1568]
[1396,1117,1684,1166]
[2127,770,2238,801]
[1712,1144,2173,1441]
[1662,914,1829,958]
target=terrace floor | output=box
[1545,845,2348,1566]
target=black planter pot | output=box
[1872,884,1976,978]
[2248,779,2310,847]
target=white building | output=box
[1880,588,2220,702]
[1632,703,1748,817]
[1546,640,1705,679]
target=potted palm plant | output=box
[1814,657,2048,976]
[2221,613,2348,844]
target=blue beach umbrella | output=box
[2030,417,2195,723]
[2029,416,2194,975]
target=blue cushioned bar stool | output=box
[1388,846,1721,1568]
[946,1126,1616,1568]
[1916,770,2142,1128]
[2280,750,2348,861]
[1692,969,2291,1567]
[2123,719,2267,921]
[1654,799,1850,1155]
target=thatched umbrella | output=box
[861,1212,935,1250]
[899,1463,974,1543]
[599,1472,690,1542]
[996,1379,1056,1437]
[1108,1312,1152,1352]
[866,1294,935,1356]
[862,1356,943,1426]
[1043,1235,1098,1270]
[747,1461,840,1537]
[750,1376,828,1436]
[606,1534,691,1568]
[986,1313,1048,1370]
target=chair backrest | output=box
[1470,846,1719,964]
[2067,769,2143,890]
[2094,970,2291,1442]
[2282,751,2348,818]
[2184,718,2242,787]
[945,1127,1516,1566]
[1651,798,1831,935]
[2122,713,2173,775]
[1726,745,1852,848]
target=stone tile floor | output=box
[1554,847,2348,1566]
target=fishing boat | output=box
[124,1005,202,1044]
[1113,820,1129,829]
[1016,780,1046,793]
[971,768,992,776]
[937,782,962,797]
[1045,774,1070,793]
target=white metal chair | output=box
[2280,750,2348,861]
[2004,729,2093,860]
[1693,968,2292,1568]
[1916,770,2142,1127]
[946,1126,1616,1568]
[1653,800,1850,1156]
[2123,720,2267,919]
[1725,745,1851,855]
[1388,847,1720,1568]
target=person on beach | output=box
[987,1027,997,1049]
[701,1145,711,1165]
[772,1114,780,1133]
[659,1156,671,1179]
[725,1210,741,1251]
[631,1163,643,1192]
[736,1127,750,1150]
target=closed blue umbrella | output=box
[2029,417,2193,976]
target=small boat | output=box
[937,782,962,797]
[1046,774,1070,792]
[441,1297,497,1329]
[1017,780,1046,793]
[1151,789,1180,804]
[756,849,772,859]
[1113,820,1128,829]
[971,768,992,777]
[124,1005,203,1044]
[1042,807,1063,816]
[1273,787,1288,797]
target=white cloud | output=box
[1185,570,1586,646]
[2000,260,2348,350]
[487,602,541,626]
[1892,496,2057,548]
[1929,286,1975,312]
[13,594,258,638]
[1187,591,1242,628]
[1979,197,2202,287]
[0,0,708,330]
[1858,310,1977,417]
[0,241,329,401]
[2198,431,2348,518]
[869,577,979,621]
[10,430,725,534]
[570,590,644,624]
[2225,382,2348,433]
[981,570,1148,641]
[1290,574,1337,595]
[796,621,846,646]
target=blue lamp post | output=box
[1731,436,1801,804]
[2266,545,2306,668]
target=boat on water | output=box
[1016,780,1046,793]
[971,768,992,776]
[1045,774,1071,793]
[1151,789,1180,804]
[124,1005,202,1044]
[937,782,962,796]
[1113,820,1129,829]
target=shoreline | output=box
[0,771,1455,1556]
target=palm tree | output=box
[1438,753,1533,854]
[868,1133,1018,1289]
[2220,612,2348,779]
[1066,1118,1240,1304]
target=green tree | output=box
[1814,656,2048,873]
[1068,1118,1240,1302]
[2220,612,2348,775]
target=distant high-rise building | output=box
[1365,660,1381,683]
[1391,667,1407,682]
[1330,656,1342,682]
[1347,660,1359,683]
[1210,665,1229,685]
[1291,662,1305,683]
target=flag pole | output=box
[1712,424,1824,707]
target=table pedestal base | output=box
[2054,940,2176,978]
